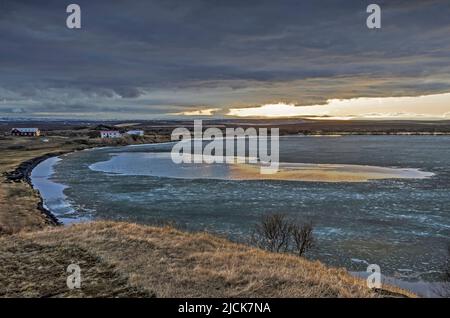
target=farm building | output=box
[126,130,144,136]
[11,128,41,137]
[100,130,122,138]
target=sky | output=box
[1,0,450,120]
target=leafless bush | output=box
[252,213,314,257]
[291,221,314,257]
[252,214,291,252]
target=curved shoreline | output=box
[4,150,81,226]
[4,144,120,226]
[5,141,169,227]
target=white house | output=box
[100,130,122,138]
[126,130,144,136]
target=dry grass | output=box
[0,183,53,235]
[0,237,152,297]
[0,136,84,234]
[0,134,169,234]
[0,221,417,298]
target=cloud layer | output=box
[1,0,450,119]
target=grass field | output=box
[0,221,417,298]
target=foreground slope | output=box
[0,221,415,297]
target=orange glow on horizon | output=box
[225,93,450,120]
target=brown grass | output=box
[0,221,417,298]
[0,183,52,235]
[0,134,169,234]
[0,136,83,234]
[0,237,152,298]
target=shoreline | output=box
[3,144,148,227]
[4,140,167,227]
[4,150,74,226]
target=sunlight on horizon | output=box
[172,108,220,116]
[226,92,450,120]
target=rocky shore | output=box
[3,151,71,226]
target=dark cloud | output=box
[0,0,450,118]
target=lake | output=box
[31,135,450,292]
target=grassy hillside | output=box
[0,134,169,234]
[0,221,416,298]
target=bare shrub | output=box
[252,214,291,253]
[291,221,314,257]
[252,213,315,257]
